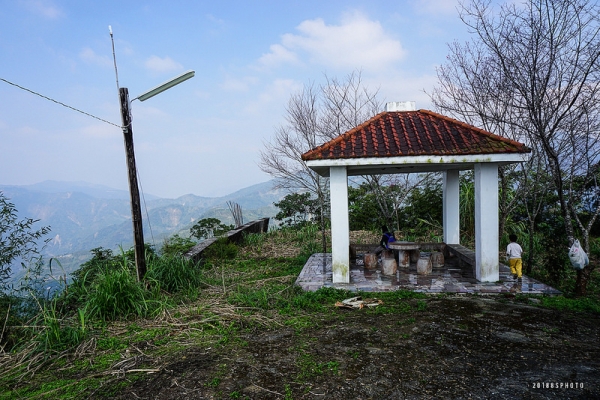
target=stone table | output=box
[388,241,420,268]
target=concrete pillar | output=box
[329,166,350,283]
[474,163,499,282]
[443,169,460,244]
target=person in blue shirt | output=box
[380,226,396,250]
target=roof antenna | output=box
[109,25,120,91]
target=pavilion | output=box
[301,102,531,283]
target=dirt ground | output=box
[110,296,599,399]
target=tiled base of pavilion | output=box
[296,252,561,295]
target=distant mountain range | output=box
[1,180,286,282]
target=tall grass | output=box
[85,267,149,321]
[145,256,202,294]
[34,300,86,352]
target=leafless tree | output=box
[431,0,600,295]
[260,70,399,254]
[259,70,381,195]
[227,201,243,227]
[430,39,529,240]
[259,81,330,255]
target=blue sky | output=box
[0,0,471,198]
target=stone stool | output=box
[417,253,432,275]
[381,251,397,275]
[431,251,444,268]
[364,253,378,269]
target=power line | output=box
[0,77,121,128]
[137,171,156,249]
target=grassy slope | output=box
[0,226,598,399]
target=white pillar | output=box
[443,169,460,244]
[474,163,499,282]
[329,166,350,283]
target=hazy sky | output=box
[0,0,472,198]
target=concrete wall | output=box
[184,217,269,262]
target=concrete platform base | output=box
[295,253,561,295]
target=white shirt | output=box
[507,242,523,259]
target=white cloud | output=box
[244,78,301,115]
[259,11,405,72]
[257,44,300,70]
[21,0,63,19]
[144,55,184,74]
[79,47,112,67]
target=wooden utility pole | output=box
[119,87,146,281]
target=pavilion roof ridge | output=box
[301,109,531,161]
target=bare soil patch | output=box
[111,296,600,399]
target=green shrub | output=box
[145,256,202,294]
[85,267,148,321]
[160,234,196,257]
[36,306,86,352]
[204,238,238,260]
[0,294,37,351]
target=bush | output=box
[0,294,36,351]
[145,256,202,294]
[71,247,130,283]
[204,238,238,260]
[160,234,196,257]
[85,267,148,321]
[36,304,86,352]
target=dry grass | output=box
[349,230,380,244]
[239,228,380,259]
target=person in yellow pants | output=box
[506,234,523,282]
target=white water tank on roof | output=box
[385,101,416,112]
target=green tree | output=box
[160,234,196,257]
[0,192,50,290]
[274,192,318,227]
[397,176,443,239]
[348,184,385,231]
[190,218,232,241]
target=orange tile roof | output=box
[301,110,530,161]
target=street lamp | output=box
[119,70,195,281]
